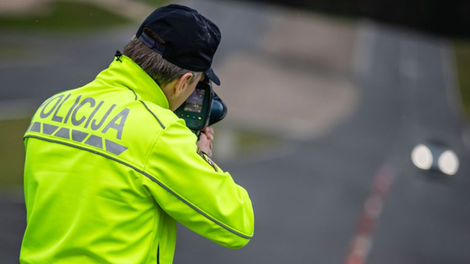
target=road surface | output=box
[1,1,469,263]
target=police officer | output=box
[20,4,254,264]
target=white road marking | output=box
[399,39,419,81]
[352,20,377,79]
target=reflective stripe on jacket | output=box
[20,55,254,264]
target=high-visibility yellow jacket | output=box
[20,55,254,264]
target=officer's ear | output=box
[174,72,194,97]
[161,73,195,111]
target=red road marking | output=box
[344,165,394,264]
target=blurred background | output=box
[1,0,470,263]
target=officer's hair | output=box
[123,28,200,87]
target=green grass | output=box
[0,119,30,186]
[454,40,470,120]
[211,123,282,160]
[236,128,280,154]
[0,1,131,33]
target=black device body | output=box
[174,79,227,135]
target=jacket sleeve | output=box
[141,119,254,248]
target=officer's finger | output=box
[198,132,209,143]
[197,133,212,155]
[202,127,214,136]
[201,128,214,141]
[206,131,214,141]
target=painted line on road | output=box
[352,20,377,80]
[344,165,395,264]
[398,38,419,82]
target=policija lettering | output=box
[39,93,130,140]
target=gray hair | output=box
[123,30,200,87]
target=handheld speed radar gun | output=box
[174,79,227,136]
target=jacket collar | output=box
[94,55,170,109]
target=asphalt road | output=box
[1,1,470,264]
[174,15,470,264]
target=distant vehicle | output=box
[411,143,459,176]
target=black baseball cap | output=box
[136,4,221,85]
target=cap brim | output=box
[205,68,220,86]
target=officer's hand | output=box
[197,127,214,158]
